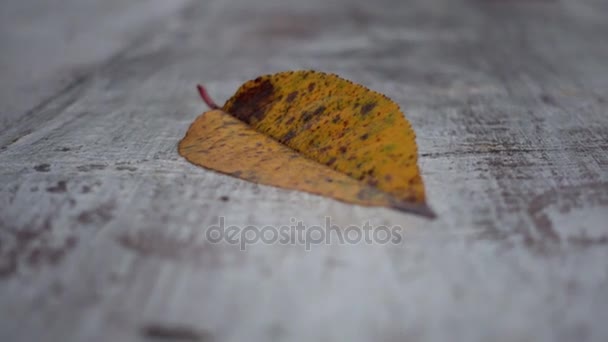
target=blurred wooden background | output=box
[1,0,607,341]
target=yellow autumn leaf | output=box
[179,70,434,218]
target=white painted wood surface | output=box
[1,0,607,341]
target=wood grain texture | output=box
[1,0,607,341]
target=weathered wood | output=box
[1,0,607,341]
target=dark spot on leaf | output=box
[301,111,313,122]
[313,106,326,115]
[286,91,298,103]
[339,146,347,154]
[308,83,316,92]
[34,164,50,172]
[332,115,340,124]
[285,117,295,125]
[282,130,296,142]
[225,79,275,123]
[360,103,377,115]
[327,157,337,166]
[360,133,369,140]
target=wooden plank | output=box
[0,0,193,145]
[1,0,607,341]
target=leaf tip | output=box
[391,201,437,219]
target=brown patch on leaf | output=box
[224,79,275,123]
[360,103,377,115]
[282,130,296,142]
[286,91,299,103]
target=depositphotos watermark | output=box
[206,217,403,250]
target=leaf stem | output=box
[197,84,220,110]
